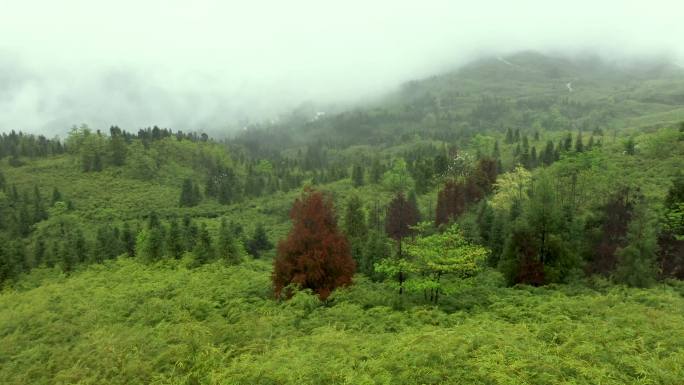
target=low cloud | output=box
[1,0,683,136]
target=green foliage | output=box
[343,194,367,268]
[247,223,272,258]
[399,224,488,302]
[136,213,165,263]
[382,158,415,193]
[178,178,201,207]
[192,224,215,266]
[1,259,683,384]
[490,165,531,212]
[1,51,684,382]
[615,204,659,287]
[218,217,242,265]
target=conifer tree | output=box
[166,219,184,259]
[218,217,241,264]
[108,126,127,166]
[33,186,47,223]
[179,178,199,207]
[137,211,165,263]
[587,135,594,150]
[386,192,419,256]
[51,187,62,205]
[192,224,214,266]
[182,214,199,252]
[121,222,136,257]
[371,160,384,184]
[615,204,658,287]
[343,195,368,268]
[247,223,272,257]
[505,128,513,144]
[351,165,364,187]
[575,131,584,152]
[33,238,46,267]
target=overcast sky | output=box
[1,0,683,136]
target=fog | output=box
[1,0,683,136]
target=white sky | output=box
[1,0,683,134]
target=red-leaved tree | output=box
[273,188,355,300]
[385,192,420,255]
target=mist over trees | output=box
[1,51,683,384]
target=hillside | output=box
[1,259,683,384]
[1,52,684,384]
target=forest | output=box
[0,52,683,384]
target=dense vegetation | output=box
[1,52,683,384]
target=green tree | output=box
[121,222,136,257]
[624,137,636,155]
[136,212,165,263]
[343,195,368,268]
[166,219,184,259]
[382,159,415,193]
[192,224,214,266]
[108,126,127,166]
[218,218,241,265]
[351,165,364,187]
[179,178,200,207]
[575,131,584,153]
[247,223,272,257]
[377,224,488,303]
[615,204,658,287]
[51,187,62,205]
[32,186,47,223]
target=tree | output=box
[179,178,200,207]
[659,172,684,278]
[436,181,465,226]
[32,186,47,223]
[624,137,636,155]
[33,238,46,267]
[505,128,514,144]
[587,187,636,275]
[192,224,214,266]
[343,195,368,269]
[351,165,364,187]
[166,219,184,259]
[489,165,531,213]
[382,159,414,193]
[51,187,62,205]
[273,188,355,300]
[92,225,122,263]
[408,224,487,303]
[615,204,658,287]
[247,223,272,258]
[121,222,136,257]
[587,135,595,150]
[385,192,419,293]
[136,211,165,263]
[109,126,127,166]
[218,217,241,264]
[362,229,390,279]
[496,171,582,285]
[182,215,199,252]
[386,192,419,256]
[562,133,572,151]
[370,159,383,184]
[575,131,584,153]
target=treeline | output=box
[0,131,65,165]
[0,207,275,284]
[271,154,683,301]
